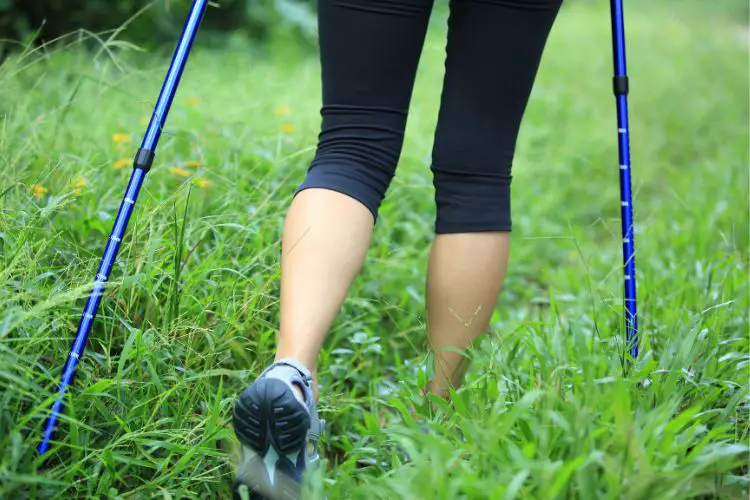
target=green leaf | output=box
[82,378,114,397]
[504,469,530,500]
[548,455,586,498]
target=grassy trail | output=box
[1,1,748,499]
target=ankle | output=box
[298,376,319,403]
[425,380,449,400]
[291,382,306,402]
[268,355,319,403]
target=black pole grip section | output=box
[613,75,629,96]
[133,148,155,173]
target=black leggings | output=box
[295,0,562,233]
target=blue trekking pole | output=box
[38,0,209,456]
[610,0,639,360]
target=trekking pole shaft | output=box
[610,0,639,360]
[38,0,209,456]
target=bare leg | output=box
[272,0,433,401]
[423,0,559,401]
[274,188,374,400]
[425,232,509,398]
[231,192,375,500]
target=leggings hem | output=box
[435,221,513,234]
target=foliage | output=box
[0,1,748,499]
[0,0,317,55]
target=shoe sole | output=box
[232,377,311,500]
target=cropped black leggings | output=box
[296,0,562,233]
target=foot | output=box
[232,358,325,500]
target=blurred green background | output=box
[2,0,319,57]
[1,0,748,57]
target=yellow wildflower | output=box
[193,177,211,188]
[73,178,87,196]
[184,160,201,168]
[280,123,295,134]
[113,158,131,169]
[32,184,48,198]
[187,97,200,106]
[112,133,131,143]
[274,105,291,116]
[168,167,191,177]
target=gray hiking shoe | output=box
[232,358,325,500]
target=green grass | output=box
[1,1,748,499]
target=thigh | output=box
[431,0,562,175]
[304,0,435,217]
[317,0,434,111]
